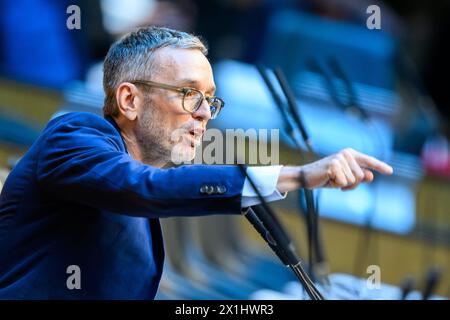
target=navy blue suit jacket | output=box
[0,112,245,299]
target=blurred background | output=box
[0,0,448,299]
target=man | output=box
[0,26,392,299]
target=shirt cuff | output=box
[241,165,287,208]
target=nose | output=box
[191,98,211,122]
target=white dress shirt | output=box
[241,165,287,208]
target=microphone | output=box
[239,165,300,266]
[273,68,313,154]
[244,207,291,267]
[272,68,329,280]
[239,164,324,300]
[329,58,388,278]
[305,57,385,279]
[255,65,306,155]
[257,65,329,284]
[306,57,345,112]
[327,57,369,121]
[305,57,369,120]
[251,204,299,262]
[422,267,441,300]
[399,276,415,300]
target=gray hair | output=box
[102,26,208,117]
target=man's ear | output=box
[116,82,143,121]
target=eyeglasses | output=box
[130,79,225,119]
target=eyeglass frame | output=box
[128,79,225,119]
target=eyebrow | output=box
[176,78,216,95]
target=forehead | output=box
[152,47,214,86]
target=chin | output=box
[170,143,197,163]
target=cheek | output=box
[164,117,192,146]
[151,100,191,139]
[169,115,191,132]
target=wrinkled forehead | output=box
[151,47,215,91]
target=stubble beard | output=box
[134,100,173,166]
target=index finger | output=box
[353,151,393,175]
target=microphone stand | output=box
[399,276,415,300]
[326,57,385,279]
[307,57,385,281]
[256,65,329,285]
[421,267,441,300]
[274,68,330,285]
[239,164,324,300]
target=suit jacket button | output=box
[200,185,208,194]
[206,185,214,195]
[217,185,227,194]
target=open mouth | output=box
[187,129,203,147]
